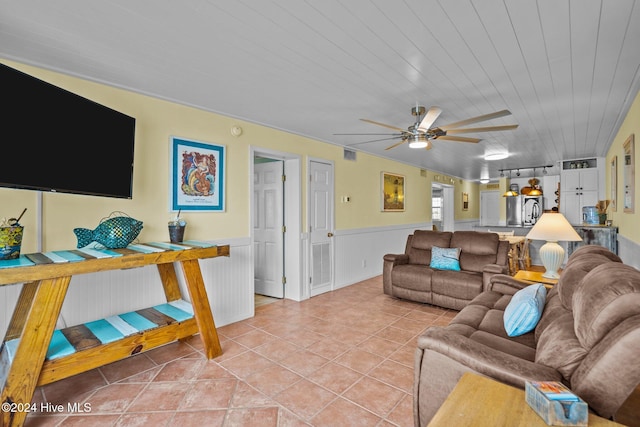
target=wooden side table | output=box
[428,372,622,426]
[514,269,559,287]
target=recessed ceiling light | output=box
[484,153,509,161]
[480,179,490,184]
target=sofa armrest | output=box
[417,326,562,388]
[483,273,530,294]
[383,253,409,295]
[383,253,409,264]
[481,263,507,289]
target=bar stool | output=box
[517,239,531,271]
[489,230,518,274]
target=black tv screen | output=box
[0,63,136,199]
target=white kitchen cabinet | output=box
[560,158,604,225]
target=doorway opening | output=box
[251,148,302,308]
[432,183,454,231]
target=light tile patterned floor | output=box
[25,276,456,426]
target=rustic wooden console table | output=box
[0,243,229,427]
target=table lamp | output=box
[525,213,582,279]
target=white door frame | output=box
[250,147,303,301]
[306,157,335,298]
[432,183,455,231]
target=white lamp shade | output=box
[526,213,582,279]
[526,213,582,242]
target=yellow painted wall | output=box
[605,88,640,244]
[2,59,464,252]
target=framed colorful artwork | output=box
[170,136,225,212]
[381,172,405,211]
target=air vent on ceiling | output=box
[343,148,356,161]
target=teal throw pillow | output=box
[503,284,547,337]
[429,246,461,271]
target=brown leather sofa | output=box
[383,230,510,310]
[414,245,640,426]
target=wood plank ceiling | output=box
[1,0,639,181]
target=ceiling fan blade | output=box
[436,135,481,143]
[333,133,400,136]
[439,109,512,131]
[347,136,404,145]
[445,124,519,134]
[385,139,408,150]
[417,106,442,131]
[360,118,405,132]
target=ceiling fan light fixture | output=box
[408,134,430,149]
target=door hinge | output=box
[282,276,287,285]
[282,174,286,182]
[282,225,286,233]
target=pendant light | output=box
[502,171,518,197]
[528,168,543,196]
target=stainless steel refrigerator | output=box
[506,195,543,226]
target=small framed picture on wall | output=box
[381,172,405,212]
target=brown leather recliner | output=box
[414,245,640,426]
[383,230,510,310]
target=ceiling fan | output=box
[336,106,518,150]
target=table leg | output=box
[1,276,71,427]
[179,259,222,359]
[2,282,38,343]
[156,263,182,302]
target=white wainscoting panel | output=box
[333,223,429,289]
[618,234,640,270]
[180,238,253,327]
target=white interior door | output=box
[254,160,284,298]
[309,160,334,297]
[480,191,501,226]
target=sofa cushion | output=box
[535,312,587,382]
[451,231,500,273]
[503,284,546,337]
[534,287,567,342]
[447,291,537,359]
[556,253,618,311]
[430,246,461,271]
[567,244,622,264]
[407,230,452,265]
[573,263,640,350]
[432,270,483,301]
[390,264,433,292]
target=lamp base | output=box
[539,241,564,279]
[542,270,561,279]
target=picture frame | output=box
[170,136,225,212]
[623,134,635,213]
[610,156,617,212]
[462,192,469,211]
[381,172,405,211]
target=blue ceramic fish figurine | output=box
[74,216,143,249]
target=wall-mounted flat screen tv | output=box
[0,63,136,199]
